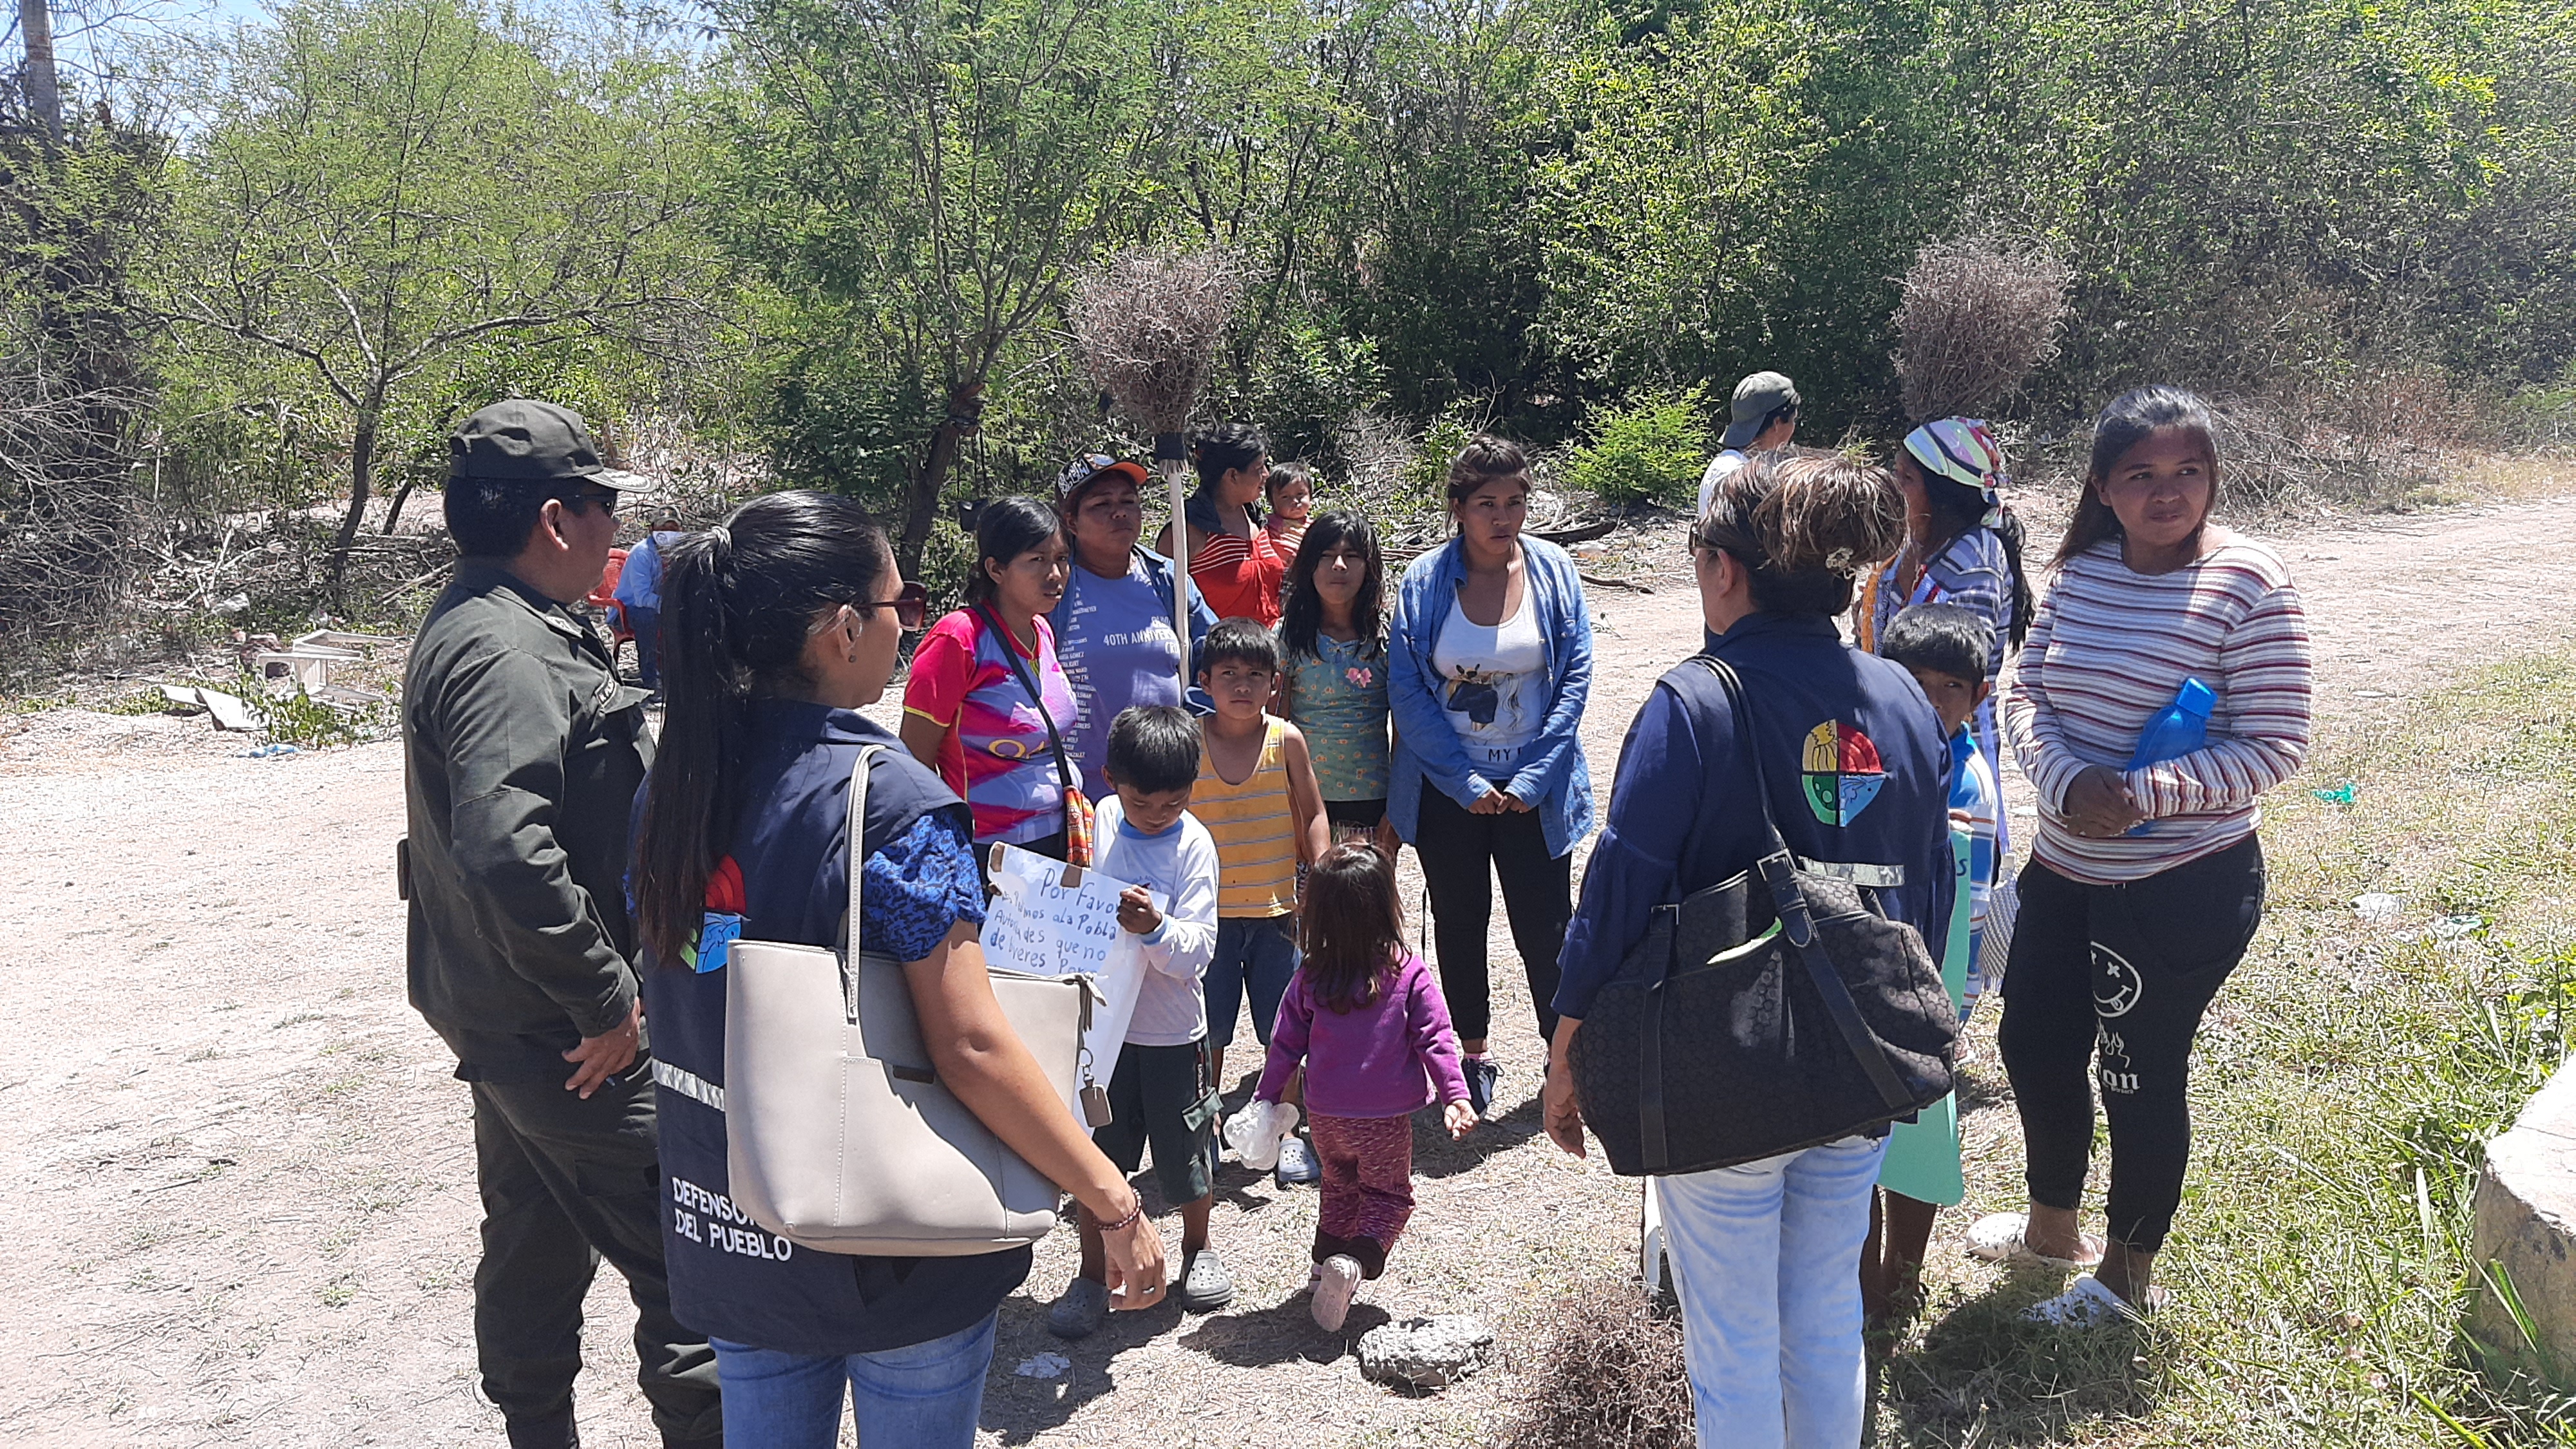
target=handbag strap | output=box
[1638,896,1682,1171]
[1635,658,1738,1173]
[1689,654,1914,1113]
[978,603,1079,799]
[834,744,883,1021]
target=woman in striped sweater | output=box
[1982,386,2313,1323]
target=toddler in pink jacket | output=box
[1254,842,1477,1330]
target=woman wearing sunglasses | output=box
[629,490,1166,1448]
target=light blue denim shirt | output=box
[1386,533,1595,858]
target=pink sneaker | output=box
[1311,1254,1363,1331]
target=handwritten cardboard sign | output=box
[981,844,1153,1103]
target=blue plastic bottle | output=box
[2127,677,2215,770]
[2122,677,2215,833]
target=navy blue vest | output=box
[637,701,1028,1357]
[1667,615,1955,938]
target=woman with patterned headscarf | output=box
[1865,418,2032,781]
[1862,417,2033,1039]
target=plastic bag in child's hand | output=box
[1222,1099,1300,1171]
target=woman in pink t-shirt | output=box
[902,497,1081,857]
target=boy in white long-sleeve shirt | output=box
[1048,706,1227,1340]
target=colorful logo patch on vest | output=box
[1801,721,1886,826]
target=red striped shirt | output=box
[1188,527,1285,625]
[2003,538,2312,884]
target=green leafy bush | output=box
[194,673,391,750]
[1564,388,1709,506]
[1401,410,1476,508]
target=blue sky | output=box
[41,0,258,77]
[68,0,264,47]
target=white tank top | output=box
[1431,588,1547,770]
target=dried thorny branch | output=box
[1068,246,1244,437]
[1499,1278,1695,1449]
[0,361,148,636]
[1893,232,2072,422]
[1331,409,1416,500]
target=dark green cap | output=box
[449,399,643,488]
[1721,371,1801,450]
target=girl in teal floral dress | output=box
[1277,510,1397,858]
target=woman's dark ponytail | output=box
[1992,509,2033,649]
[1918,473,2034,650]
[1191,421,1269,500]
[634,491,892,965]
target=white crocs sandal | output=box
[2023,1273,2167,1326]
[1965,1212,2101,1269]
[1311,1254,1362,1332]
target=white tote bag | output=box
[724,745,1097,1257]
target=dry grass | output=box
[1497,1278,1694,1449]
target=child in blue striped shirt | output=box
[1864,603,2000,1325]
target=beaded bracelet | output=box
[1099,1199,1144,1235]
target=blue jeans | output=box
[710,1311,998,1449]
[1206,914,1299,1049]
[1658,1135,1888,1449]
[627,604,660,688]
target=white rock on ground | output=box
[2472,1054,2576,1380]
[1357,1314,1494,1388]
[1013,1352,1072,1379]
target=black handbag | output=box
[1570,655,1957,1177]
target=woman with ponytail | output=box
[1865,417,2033,1019]
[630,492,1165,1447]
[1865,418,2032,757]
[1153,421,1287,625]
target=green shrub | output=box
[187,673,392,750]
[1565,388,1710,506]
[1401,408,1479,515]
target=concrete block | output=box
[2470,1054,2576,1381]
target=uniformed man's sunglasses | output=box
[851,582,930,630]
[558,486,621,516]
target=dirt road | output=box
[5,486,2570,1446]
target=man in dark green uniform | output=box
[402,400,721,1449]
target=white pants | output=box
[1658,1134,1888,1449]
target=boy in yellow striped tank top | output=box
[1195,620,1330,1182]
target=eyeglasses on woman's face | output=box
[851,581,929,629]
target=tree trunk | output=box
[326,412,379,601]
[895,381,983,577]
[380,476,419,535]
[19,0,61,144]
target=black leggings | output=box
[1997,835,2266,1255]
[1412,779,1570,1048]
